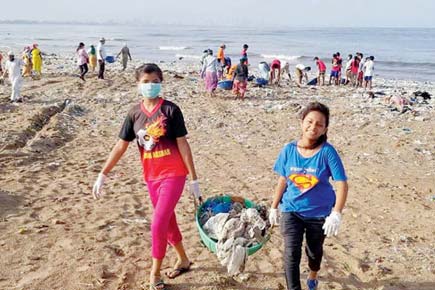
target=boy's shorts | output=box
[364,76,373,81]
[330,70,339,78]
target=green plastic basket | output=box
[195,195,270,256]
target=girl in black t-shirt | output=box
[92,63,202,290]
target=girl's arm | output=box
[100,139,130,175]
[271,176,287,208]
[333,181,348,213]
[176,136,198,181]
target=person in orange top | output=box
[216,44,226,79]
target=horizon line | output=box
[1,19,434,29]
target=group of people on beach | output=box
[0,38,133,102]
[75,37,132,81]
[0,38,353,289]
[262,52,376,90]
[200,43,250,99]
[316,52,376,89]
[0,44,42,102]
[199,43,376,99]
[92,61,348,290]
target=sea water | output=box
[1,23,434,81]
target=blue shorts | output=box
[364,76,373,81]
[330,70,339,78]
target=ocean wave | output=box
[107,38,129,42]
[159,46,190,51]
[175,54,201,60]
[377,60,435,68]
[260,54,302,61]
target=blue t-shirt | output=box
[273,141,347,218]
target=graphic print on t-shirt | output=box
[289,172,319,194]
[136,115,167,151]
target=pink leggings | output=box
[147,176,186,259]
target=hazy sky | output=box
[3,0,435,27]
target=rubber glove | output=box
[322,211,342,237]
[92,173,107,199]
[269,208,280,227]
[189,180,202,201]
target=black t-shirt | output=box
[119,98,188,181]
[119,99,187,142]
[234,63,248,81]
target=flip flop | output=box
[165,262,193,279]
[148,279,168,290]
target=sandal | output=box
[148,279,168,290]
[165,262,193,279]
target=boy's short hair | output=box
[135,63,163,81]
[370,56,375,60]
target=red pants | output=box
[232,80,247,98]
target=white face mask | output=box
[139,83,161,99]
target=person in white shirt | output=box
[97,37,107,79]
[294,64,311,88]
[200,49,219,97]
[363,56,375,90]
[258,61,270,81]
[2,51,24,102]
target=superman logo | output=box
[289,173,319,193]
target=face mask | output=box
[139,83,161,99]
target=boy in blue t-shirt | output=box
[269,102,348,290]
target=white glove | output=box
[92,173,107,199]
[322,211,342,237]
[269,208,280,227]
[189,180,202,200]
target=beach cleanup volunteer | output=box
[2,51,24,102]
[269,102,348,290]
[97,37,106,79]
[200,49,219,97]
[92,63,202,290]
[117,43,132,71]
[31,44,42,78]
[88,45,97,72]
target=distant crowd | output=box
[199,43,376,99]
[0,39,375,103]
[0,38,132,102]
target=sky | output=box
[2,0,435,27]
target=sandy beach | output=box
[0,55,434,290]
